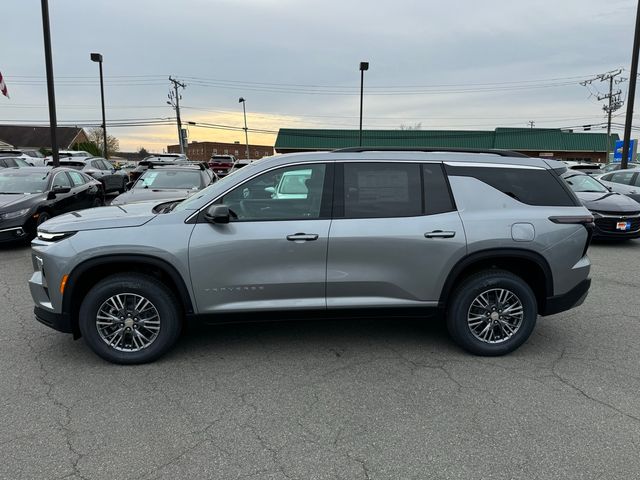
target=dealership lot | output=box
[0,241,639,479]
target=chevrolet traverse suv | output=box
[29,148,593,364]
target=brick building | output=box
[167,141,274,162]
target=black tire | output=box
[36,211,51,226]
[92,196,104,208]
[118,178,127,194]
[446,270,537,356]
[78,273,182,364]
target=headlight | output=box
[36,230,76,242]
[0,208,30,220]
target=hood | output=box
[111,188,193,205]
[38,202,158,233]
[0,193,46,212]
[575,191,640,213]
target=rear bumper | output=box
[34,306,72,333]
[541,278,591,316]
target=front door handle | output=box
[286,233,319,241]
[425,230,456,239]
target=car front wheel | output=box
[78,274,182,364]
[446,270,537,356]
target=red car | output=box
[208,154,236,177]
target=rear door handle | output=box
[286,233,319,241]
[425,230,456,239]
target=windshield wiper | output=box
[0,192,23,194]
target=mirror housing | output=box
[47,186,71,199]
[204,204,230,224]
[264,186,276,195]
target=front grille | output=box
[592,210,640,216]
[595,216,640,232]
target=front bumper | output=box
[0,216,31,242]
[541,278,591,316]
[593,214,640,239]
[34,306,72,333]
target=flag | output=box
[0,71,8,98]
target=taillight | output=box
[548,215,594,224]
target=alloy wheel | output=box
[467,288,524,344]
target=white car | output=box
[266,168,312,199]
[43,150,92,165]
[595,168,640,203]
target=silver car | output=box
[595,168,640,203]
[29,149,593,364]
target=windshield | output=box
[563,173,608,193]
[0,170,49,193]
[135,170,202,189]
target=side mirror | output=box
[204,204,230,224]
[264,186,276,195]
[47,186,71,199]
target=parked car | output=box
[208,154,236,176]
[266,168,313,199]
[564,162,603,175]
[595,168,640,203]
[46,157,128,194]
[226,158,253,175]
[30,148,594,364]
[600,162,640,173]
[111,164,216,205]
[0,157,33,168]
[562,170,640,239]
[0,149,45,166]
[0,167,102,242]
[44,150,92,164]
[128,158,183,184]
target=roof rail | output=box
[332,147,530,158]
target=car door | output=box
[48,171,76,216]
[601,171,638,195]
[326,161,467,309]
[188,162,333,313]
[67,170,94,209]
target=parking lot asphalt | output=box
[1,240,640,480]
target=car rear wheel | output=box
[78,274,182,364]
[118,178,127,193]
[92,197,104,208]
[36,211,51,225]
[446,270,537,356]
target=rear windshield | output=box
[0,170,49,193]
[135,170,202,189]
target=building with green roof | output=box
[274,127,618,162]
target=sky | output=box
[1,0,639,152]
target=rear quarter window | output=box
[445,165,578,207]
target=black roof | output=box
[0,125,84,149]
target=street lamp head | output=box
[238,97,245,103]
[359,62,369,71]
[90,53,103,63]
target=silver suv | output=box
[29,148,593,364]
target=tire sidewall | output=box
[447,272,537,356]
[78,274,182,364]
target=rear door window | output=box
[610,171,636,185]
[423,164,455,215]
[340,163,422,218]
[68,171,86,186]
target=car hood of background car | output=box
[0,193,46,212]
[576,191,640,212]
[38,202,158,233]
[111,188,194,205]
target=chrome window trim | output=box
[444,162,544,170]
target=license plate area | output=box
[616,221,631,231]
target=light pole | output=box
[239,97,250,159]
[90,53,108,159]
[359,61,369,147]
[41,0,59,167]
[621,0,640,170]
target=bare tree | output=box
[399,122,423,130]
[87,127,120,156]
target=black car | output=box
[0,167,103,242]
[563,170,640,239]
[110,164,216,205]
[46,157,127,194]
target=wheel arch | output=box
[63,254,195,338]
[439,249,553,312]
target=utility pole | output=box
[621,0,640,170]
[168,77,186,155]
[359,62,369,147]
[238,97,250,159]
[528,121,535,129]
[40,0,59,167]
[581,69,625,164]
